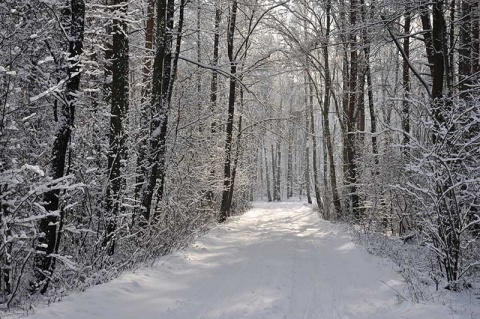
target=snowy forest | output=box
[1,0,479,312]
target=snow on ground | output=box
[18,202,477,319]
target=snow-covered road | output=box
[24,202,460,319]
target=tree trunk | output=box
[275,101,282,202]
[227,114,242,211]
[0,200,12,298]
[206,1,222,204]
[420,2,435,76]
[304,76,312,205]
[472,1,479,74]
[459,0,472,98]
[140,0,167,222]
[33,0,85,294]
[346,0,359,219]
[105,0,129,255]
[341,0,350,199]
[305,145,312,204]
[264,146,272,202]
[287,126,293,199]
[196,0,202,112]
[210,2,221,128]
[309,82,323,209]
[359,0,378,167]
[402,5,411,154]
[271,144,277,201]
[356,68,365,141]
[141,0,184,222]
[431,0,446,103]
[323,0,342,217]
[275,140,281,201]
[219,0,238,222]
[135,0,155,208]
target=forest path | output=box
[25,202,453,319]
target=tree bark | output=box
[431,0,446,102]
[309,82,323,209]
[472,1,479,74]
[271,144,277,201]
[33,0,85,294]
[206,1,222,204]
[346,0,359,219]
[287,125,293,199]
[227,114,242,210]
[304,74,312,205]
[196,0,202,112]
[420,2,436,76]
[323,0,342,217]
[402,5,411,154]
[219,0,238,222]
[210,2,221,128]
[459,0,472,97]
[275,140,281,201]
[105,0,129,255]
[134,0,155,207]
[264,146,272,202]
[141,0,185,221]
